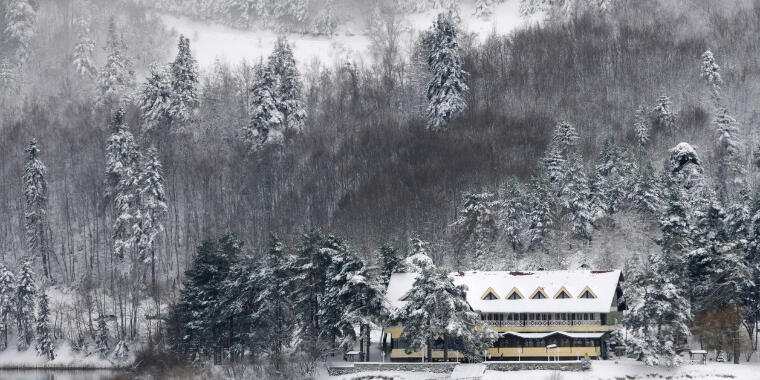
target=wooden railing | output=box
[484,319,601,327]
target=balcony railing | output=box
[484,319,601,327]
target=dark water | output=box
[0,369,128,380]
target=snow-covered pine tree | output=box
[244,64,283,150]
[590,140,634,219]
[551,121,579,155]
[452,192,498,269]
[379,243,402,285]
[657,186,692,281]
[474,0,491,17]
[564,153,593,241]
[139,64,173,135]
[499,178,530,255]
[34,291,54,360]
[633,104,649,150]
[312,0,337,35]
[104,109,142,263]
[650,95,677,135]
[527,172,553,251]
[627,161,664,218]
[169,35,199,126]
[404,237,435,272]
[4,0,37,64]
[667,142,705,207]
[713,107,744,204]
[289,230,334,357]
[624,255,690,367]
[542,140,566,193]
[700,50,723,105]
[322,236,386,360]
[97,18,135,109]
[0,57,16,91]
[0,264,15,349]
[15,261,36,351]
[390,267,496,361]
[136,147,167,291]
[268,37,306,131]
[424,12,468,130]
[23,139,51,279]
[71,8,97,78]
[175,233,242,358]
[250,235,293,373]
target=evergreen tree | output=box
[34,291,54,360]
[700,49,723,105]
[136,147,167,293]
[527,172,552,251]
[0,264,15,349]
[423,12,468,130]
[289,230,334,357]
[668,142,705,207]
[564,154,593,241]
[633,104,649,149]
[650,95,677,134]
[15,261,36,351]
[378,243,402,285]
[656,186,692,282]
[169,35,199,125]
[627,162,664,218]
[250,235,293,374]
[474,0,491,17]
[499,178,529,254]
[173,233,242,358]
[71,10,97,78]
[268,37,306,131]
[452,192,498,269]
[139,64,173,135]
[97,18,135,108]
[713,107,744,204]
[624,256,690,367]
[404,237,435,272]
[4,0,37,64]
[551,121,579,155]
[105,109,142,264]
[0,57,17,91]
[390,267,496,361]
[542,140,566,192]
[322,237,385,358]
[23,139,51,279]
[244,64,283,150]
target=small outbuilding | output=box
[689,349,707,364]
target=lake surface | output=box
[0,369,128,380]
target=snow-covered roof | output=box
[386,270,623,314]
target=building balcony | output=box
[485,319,601,327]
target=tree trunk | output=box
[443,334,449,361]
[365,324,371,362]
[427,339,432,362]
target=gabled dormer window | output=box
[555,288,572,299]
[481,287,500,300]
[530,288,549,299]
[578,286,597,299]
[506,287,524,300]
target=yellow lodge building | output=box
[382,270,626,361]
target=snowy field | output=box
[320,359,760,380]
[158,0,543,70]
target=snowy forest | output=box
[0,0,760,379]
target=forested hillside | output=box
[1,0,760,376]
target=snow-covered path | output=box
[319,359,760,380]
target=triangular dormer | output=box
[530,287,549,299]
[505,287,524,300]
[481,287,500,300]
[554,286,572,299]
[578,286,597,299]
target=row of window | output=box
[391,336,598,349]
[481,312,598,321]
[482,287,596,301]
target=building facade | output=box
[383,270,626,361]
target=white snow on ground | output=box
[0,343,124,369]
[157,0,544,70]
[319,358,760,380]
